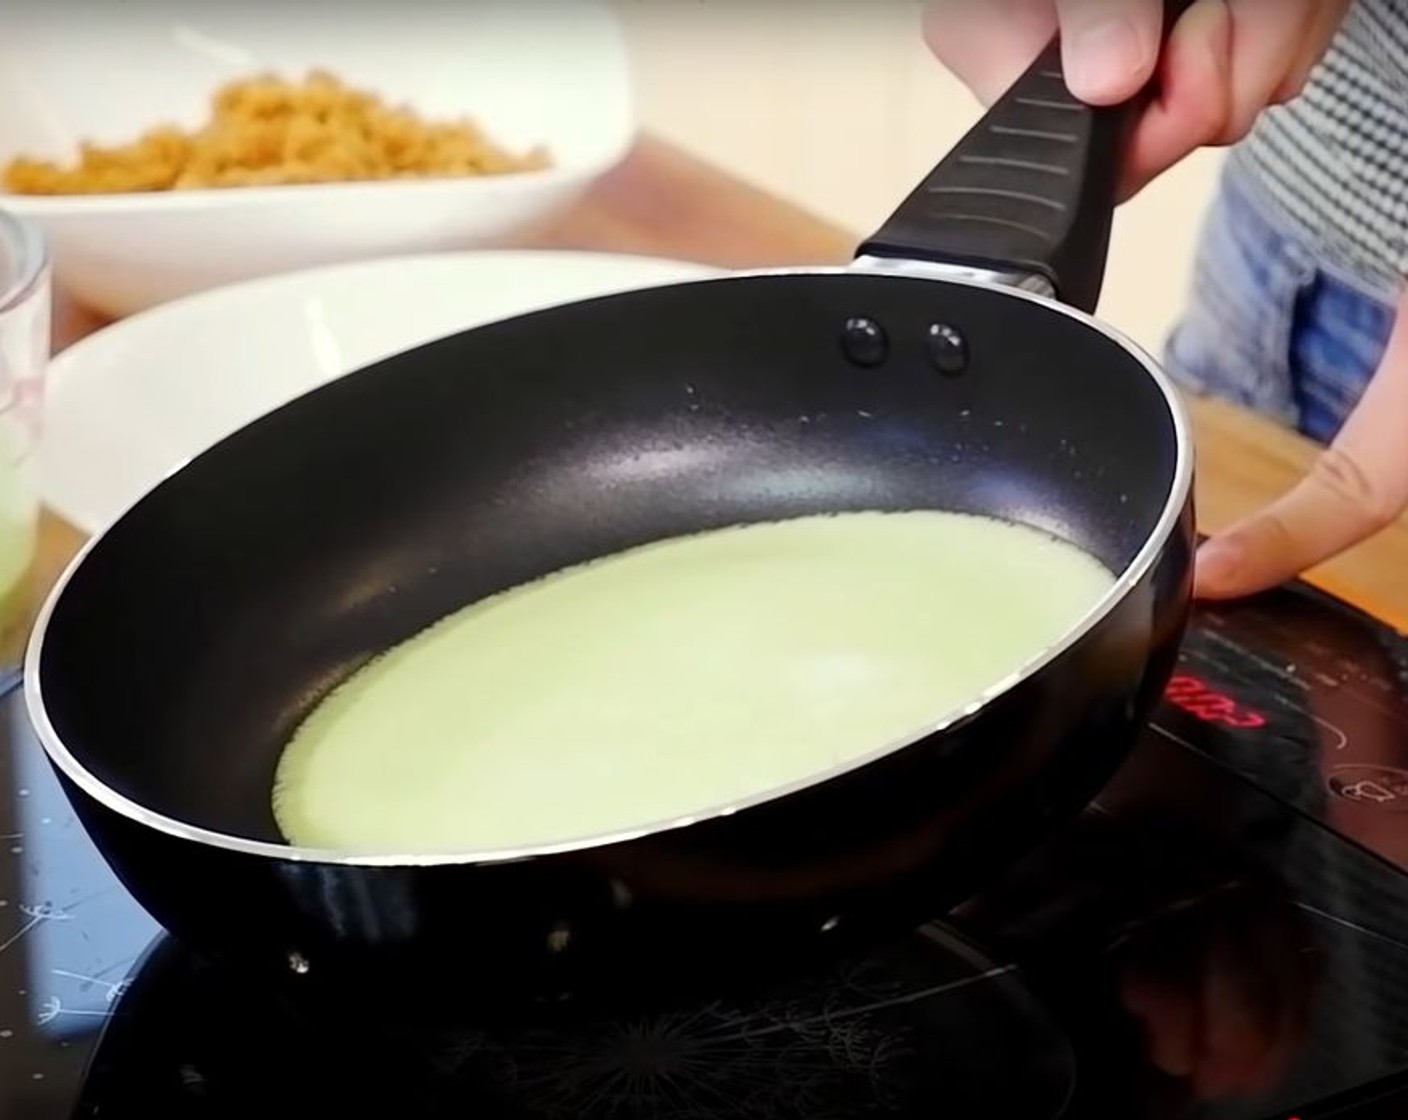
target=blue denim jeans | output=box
[1163,160,1396,445]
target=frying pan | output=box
[24,17,1196,1015]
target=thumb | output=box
[1198,300,1408,600]
[1056,0,1164,104]
[1194,446,1401,600]
[1193,514,1292,602]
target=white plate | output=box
[39,250,723,534]
[0,1,635,317]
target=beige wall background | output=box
[615,0,1224,358]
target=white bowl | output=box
[39,249,723,534]
[0,0,635,318]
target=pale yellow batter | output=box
[272,511,1115,854]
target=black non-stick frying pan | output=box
[24,18,1196,1015]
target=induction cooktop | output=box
[4,580,1408,1118]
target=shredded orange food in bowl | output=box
[1,69,552,196]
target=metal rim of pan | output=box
[20,265,1196,869]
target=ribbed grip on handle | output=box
[857,0,1196,314]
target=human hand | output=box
[954,808,1318,1101]
[1116,884,1317,1099]
[1195,298,1408,599]
[922,0,1353,200]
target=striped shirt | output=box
[1230,0,1408,300]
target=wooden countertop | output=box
[24,135,1408,647]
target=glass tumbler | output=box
[0,210,50,658]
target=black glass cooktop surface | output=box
[5,581,1408,1118]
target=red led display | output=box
[1164,673,1267,730]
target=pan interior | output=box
[34,272,1184,851]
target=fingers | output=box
[1193,935,1283,1097]
[921,0,1058,105]
[1120,973,1200,1077]
[1221,0,1350,135]
[1119,0,1233,199]
[1196,297,1408,600]
[1193,507,1308,601]
[1193,447,1400,600]
[1055,0,1164,104]
[924,0,1351,202]
[1125,0,1351,195]
[1272,0,1354,104]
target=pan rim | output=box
[22,266,1195,868]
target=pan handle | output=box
[855,0,1197,314]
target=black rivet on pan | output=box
[840,316,888,367]
[926,322,969,375]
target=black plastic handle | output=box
[857,1,1196,314]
